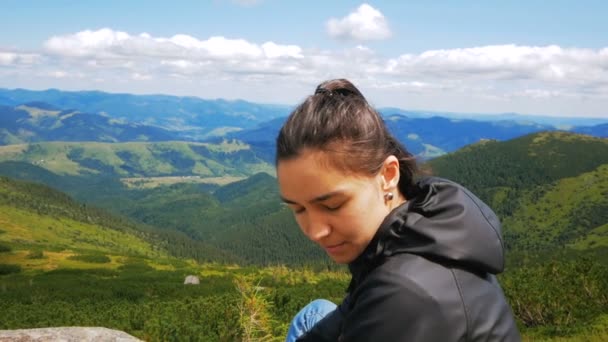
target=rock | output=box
[184,275,200,285]
[0,327,143,341]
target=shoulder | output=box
[355,254,464,308]
[414,176,494,215]
[353,254,467,322]
[343,255,467,340]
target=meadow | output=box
[1,249,607,341]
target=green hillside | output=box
[1,131,608,340]
[428,131,608,194]
[502,164,608,250]
[0,176,164,271]
[428,131,608,256]
[0,161,314,266]
[0,176,240,270]
[2,131,605,265]
[0,140,273,180]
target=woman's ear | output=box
[381,155,400,191]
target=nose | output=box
[302,211,331,242]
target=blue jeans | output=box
[285,299,337,342]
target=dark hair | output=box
[276,79,418,197]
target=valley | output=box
[0,89,607,341]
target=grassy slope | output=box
[0,176,189,273]
[0,140,273,178]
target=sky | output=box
[1,0,607,118]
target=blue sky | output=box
[1,0,607,117]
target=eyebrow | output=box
[280,191,343,205]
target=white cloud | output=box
[261,42,303,59]
[44,28,131,57]
[386,45,608,84]
[131,72,152,81]
[0,51,42,65]
[44,29,302,61]
[3,28,608,117]
[327,4,392,41]
[28,33,608,96]
[49,71,67,78]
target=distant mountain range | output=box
[225,114,606,159]
[0,88,606,160]
[0,87,606,265]
[380,107,607,127]
[0,88,292,140]
[0,103,179,144]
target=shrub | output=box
[117,262,154,273]
[68,254,111,263]
[26,250,45,259]
[0,264,21,275]
[0,243,11,253]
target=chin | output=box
[329,253,355,264]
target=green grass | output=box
[0,262,605,342]
[0,205,161,258]
[572,223,608,249]
[523,314,608,341]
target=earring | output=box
[384,192,394,201]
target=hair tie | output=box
[315,88,333,96]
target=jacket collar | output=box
[347,176,506,292]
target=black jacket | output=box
[297,177,521,341]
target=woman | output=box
[276,79,520,341]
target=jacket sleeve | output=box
[340,270,454,342]
[296,295,351,342]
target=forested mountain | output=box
[429,131,608,254]
[94,173,326,266]
[0,131,605,266]
[97,131,608,264]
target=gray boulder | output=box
[0,327,143,341]
[184,275,200,285]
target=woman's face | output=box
[277,149,392,264]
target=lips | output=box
[324,242,346,254]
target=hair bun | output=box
[314,79,365,100]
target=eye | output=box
[324,202,344,212]
[290,205,306,214]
